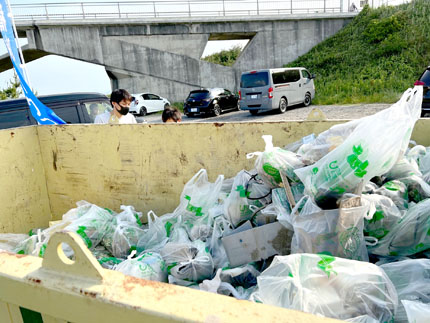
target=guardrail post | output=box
[222,0,225,16]
[256,0,259,15]
[188,0,191,17]
[324,0,326,12]
[44,4,49,20]
[290,0,293,14]
[153,1,156,18]
[117,2,121,18]
[81,2,85,19]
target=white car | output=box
[130,93,170,116]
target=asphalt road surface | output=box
[136,103,392,124]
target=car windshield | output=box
[420,70,430,86]
[189,91,210,99]
[241,72,269,88]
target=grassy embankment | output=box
[286,1,430,105]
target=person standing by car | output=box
[95,89,137,124]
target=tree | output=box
[0,73,22,100]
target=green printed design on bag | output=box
[288,272,293,278]
[369,210,385,224]
[165,221,173,237]
[235,185,251,198]
[184,195,203,217]
[17,250,25,255]
[384,181,402,191]
[262,163,281,183]
[28,229,34,236]
[76,226,92,248]
[329,186,346,194]
[167,262,178,274]
[312,167,319,174]
[104,208,114,215]
[317,253,337,278]
[134,213,143,226]
[38,244,46,258]
[413,243,428,253]
[347,145,369,178]
[427,228,430,236]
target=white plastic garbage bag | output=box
[62,200,95,222]
[161,239,214,282]
[104,205,144,256]
[173,169,224,237]
[0,233,30,252]
[112,224,145,259]
[64,203,113,250]
[369,198,430,257]
[247,135,304,188]
[224,170,271,227]
[291,196,369,261]
[207,214,231,269]
[297,119,361,165]
[295,87,423,208]
[361,194,404,240]
[375,180,409,210]
[380,259,430,322]
[384,156,422,181]
[402,300,430,323]
[137,211,169,253]
[114,252,167,282]
[252,254,398,322]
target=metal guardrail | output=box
[10,0,361,21]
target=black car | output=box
[0,92,111,130]
[183,88,239,117]
[415,66,430,117]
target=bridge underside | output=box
[6,15,355,102]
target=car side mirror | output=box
[311,74,316,79]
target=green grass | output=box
[285,0,430,105]
[202,45,242,66]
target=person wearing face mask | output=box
[95,89,137,124]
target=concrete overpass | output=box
[4,14,357,102]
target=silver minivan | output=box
[239,67,315,115]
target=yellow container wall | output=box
[0,126,51,233]
[0,119,429,232]
[37,121,345,220]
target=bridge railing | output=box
[10,0,410,21]
[10,0,362,21]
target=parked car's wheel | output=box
[303,93,312,107]
[140,107,147,116]
[279,98,288,113]
[250,110,259,116]
[164,103,169,109]
[213,104,221,116]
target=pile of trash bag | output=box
[1,86,429,322]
